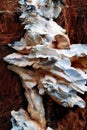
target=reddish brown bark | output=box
[57,0,87,44]
[0,44,27,130]
[0,0,24,44]
[0,0,87,130]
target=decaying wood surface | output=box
[0,0,87,130]
[56,0,87,44]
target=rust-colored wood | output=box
[0,0,24,44]
[57,0,87,44]
[0,44,27,130]
[0,0,87,130]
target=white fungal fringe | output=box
[4,0,87,130]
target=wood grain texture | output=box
[0,44,27,130]
[56,0,87,44]
[0,0,24,44]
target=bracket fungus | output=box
[4,0,87,130]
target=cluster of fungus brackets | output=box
[4,0,87,130]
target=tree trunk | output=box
[0,0,87,130]
[57,0,87,44]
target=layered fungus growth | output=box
[4,0,87,130]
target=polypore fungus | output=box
[4,0,87,130]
